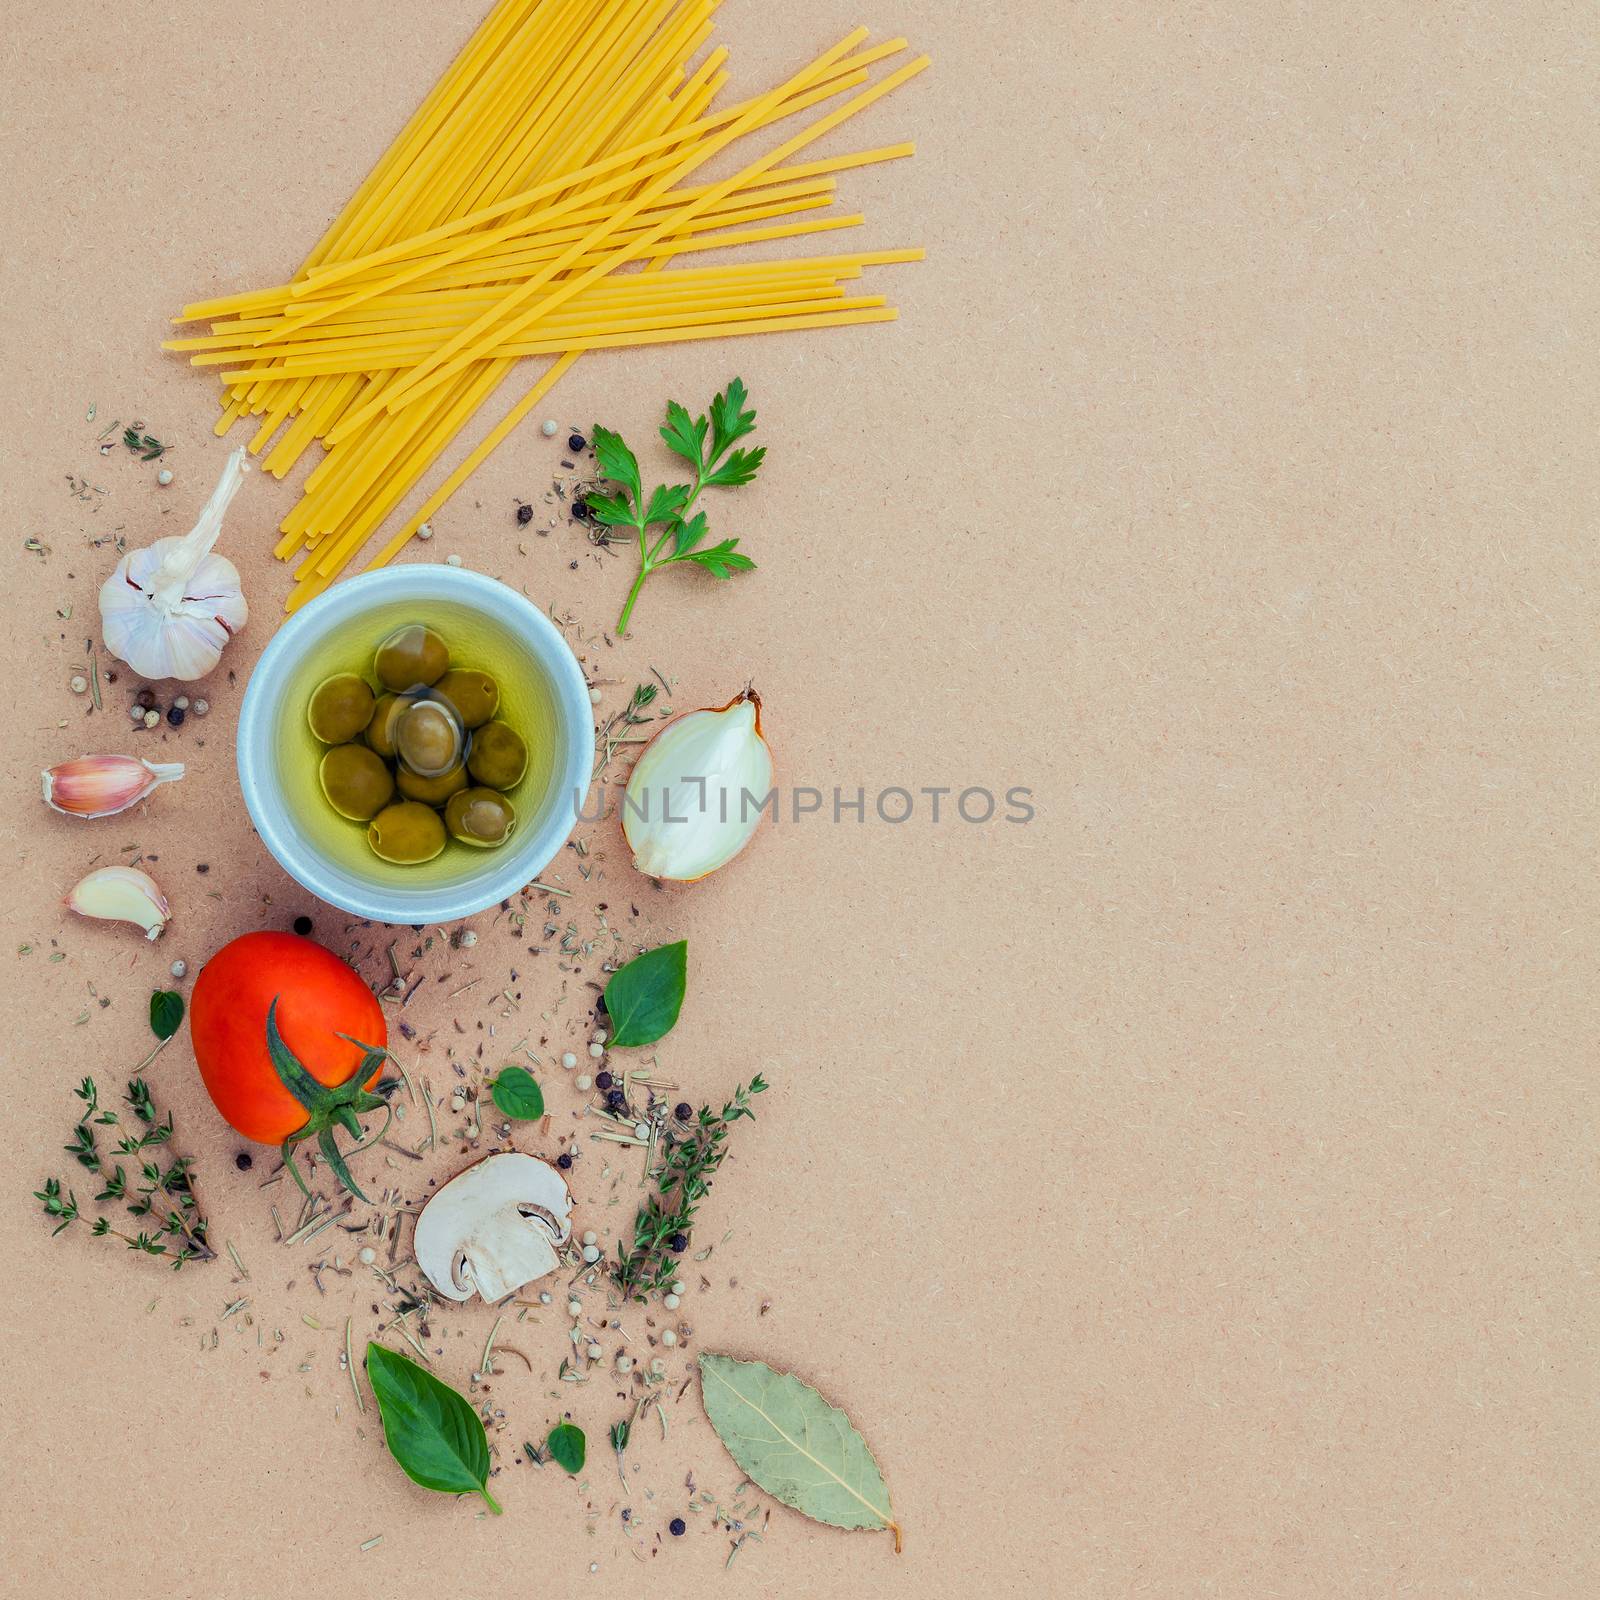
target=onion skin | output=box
[622,689,772,882]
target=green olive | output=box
[367,801,447,865]
[397,760,468,806]
[467,720,528,789]
[374,624,449,692]
[319,744,395,822]
[307,673,376,744]
[395,699,463,777]
[364,693,409,758]
[445,787,517,848]
[434,668,500,729]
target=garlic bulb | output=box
[99,447,250,680]
[65,865,171,940]
[42,755,185,819]
[622,689,772,881]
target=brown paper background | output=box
[2,1,1595,1593]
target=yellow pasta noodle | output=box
[171,0,926,603]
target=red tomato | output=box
[190,931,385,1144]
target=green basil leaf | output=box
[365,1342,501,1513]
[699,1354,899,1548]
[149,990,184,1041]
[603,940,687,1047]
[546,1421,586,1474]
[490,1066,545,1121]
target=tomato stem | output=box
[265,999,396,1202]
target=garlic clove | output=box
[42,755,185,819]
[65,865,171,940]
[622,689,773,882]
[99,447,250,682]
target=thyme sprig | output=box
[37,1073,213,1269]
[594,681,660,777]
[615,1074,767,1299]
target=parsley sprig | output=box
[588,378,764,635]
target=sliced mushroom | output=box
[413,1152,574,1304]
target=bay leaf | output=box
[698,1353,900,1551]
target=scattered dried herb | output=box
[122,426,168,461]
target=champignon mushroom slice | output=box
[413,1152,574,1305]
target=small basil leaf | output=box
[365,1342,501,1513]
[546,1421,586,1474]
[149,990,184,1041]
[490,1066,545,1121]
[602,940,688,1047]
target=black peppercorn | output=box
[568,432,586,452]
[556,1152,573,1170]
[595,1071,613,1090]
[293,915,313,935]
[516,502,534,525]
[571,498,588,520]
[606,1088,627,1110]
[234,1151,253,1171]
[166,705,185,727]
[674,1101,693,1122]
[667,1232,689,1253]
[669,1517,686,1537]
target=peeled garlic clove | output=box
[99,448,250,681]
[42,755,185,819]
[65,865,171,940]
[622,689,773,881]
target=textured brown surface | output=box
[2,2,1595,1594]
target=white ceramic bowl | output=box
[238,567,592,925]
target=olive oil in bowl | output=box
[239,568,592,925]
[275,597,559,891]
